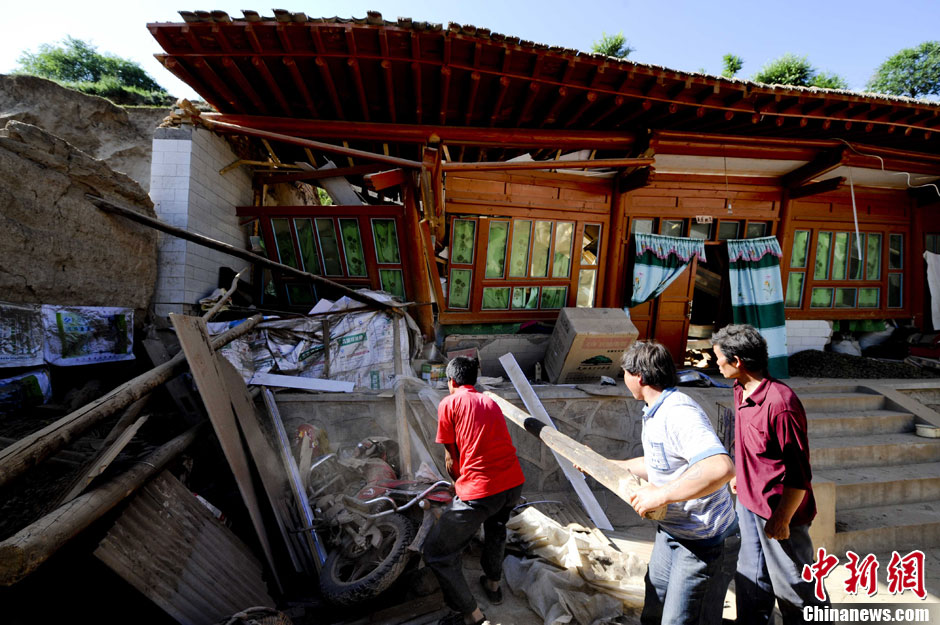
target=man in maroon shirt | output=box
[711,324,830,624]
[424,356,525,625]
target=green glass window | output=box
[790,231,810,269]
[832,233,848,280]
[834,287,856,308]
[448,269,472,309]
[373,219,401,264]
[541,287,567,309]
[785,273,804,308]
[531,221,553,278]
[810,287,833,308]
[858,287,879,308]
[631,218,654,234]
[888,274,902,308]
[294,219,320,274]
[718,221,740,240]
[581,224,601,265]
[485,221,509,278]
[866,233,882,280]
[690,221,712,240]
[379,269,405,298]
[451,219,476,264]
[316,218,344,275]
[482,287,510,309]
[339,218,366,276]
[814,232,832,280]
[552,222,573,278]
[509,220,531,277]
[661,220,684,237]
[511,287,539,310]
[272,218,298,268]
[889,234,903,269]
[286,284,315,305]
[848,233,863,280]
[577,270,597,308]
[746,222,768,238]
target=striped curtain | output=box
[727,236,788,379]
[630,233,706,307]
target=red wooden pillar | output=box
[403,178,436,340]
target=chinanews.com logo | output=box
[803,605,936,623]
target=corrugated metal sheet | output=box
[95,471,274,625]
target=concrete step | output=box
[798,392,885,414]
[832,500,940,554]
[816,463,940,509]
[807,409,915,437]
[811,433,940,469]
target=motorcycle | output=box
[307,437,452,606]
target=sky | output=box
[2,0,939,101]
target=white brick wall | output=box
[150,126,252,318]
[786,320,833,355]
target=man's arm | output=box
[629,454,734,518]
[612,456,648,481]
[764,487,806,540]
[443,443,460,481]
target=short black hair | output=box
[710,324,768,374]
[620,341,677,390]
[446,356,479,386]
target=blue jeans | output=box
[642,524,740,625]
[735,502,830,625]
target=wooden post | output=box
[603,173,627,307]
[393,318,413,479]
[403,179,435,339]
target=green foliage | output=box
[316,187,333,206]
[16,36,173,105]
[867,41,940,98]
[752,53,848,89]
[722,54,744,78]
[591,32,634,59]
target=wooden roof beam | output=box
[276,23,294,52]
[463,72,481,125]
[255,163,386,185]
[210,24,233,53]
[587,95,625,129]
[411,31,423,124]
[614,99,653,128]
[516,82,541,125]
[221,58,268,114]
[251,57,293,116]
[789,176,844,199]
[381,60,397,123]
[442,156,654,173]
[542,87,569,127]
[488,76,512,126]
[347,59,371,121]
[283,58,318,117]
[160,57,230,111]
[781,147,844,188]
[564,92,599,128]
[363,168,408,191]
[244,23,264,53]
[314,57,345,119]
[180,25,204,53]
[439,67,452,125]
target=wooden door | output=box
[652,257,698,363]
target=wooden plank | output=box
[393,317,414,478]
[497,353,613,530]
[248,372,354,393]
[170,314,282,591]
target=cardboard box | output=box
[544,308,639,384]
[421,362,447,382]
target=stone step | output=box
[832,500,940,554]
[811,433,940,469]
[815,463,940,509]
[798,392,885,414]
[806,409,915,437]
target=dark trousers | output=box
[423,484,523,614]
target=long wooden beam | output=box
[781,147,844,188]
[789,176,844,199]
[441,157,654,173]
[255,163,386,185]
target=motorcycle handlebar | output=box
[345,480,453,518]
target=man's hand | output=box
[729,476,737,494]
[764,510,791,540]
[629,484,666,519]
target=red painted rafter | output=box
[489,76,511,126]
[464,72,481,125]
[221,58,268,114]
[439,67,452,125]
[283,58,318,117]
[252,56,293,116]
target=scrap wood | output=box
[0,423,202,586]
[393,316,413,478]
[201,265,250,320]
[497,353,614,530]
[248,372,354,393]
[0,314,262,490]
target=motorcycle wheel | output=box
[319,513,417,606]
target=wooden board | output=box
[248,372,354,393]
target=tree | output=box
[752,53,848,89]
[722,54,744,78]
[867,41,940,99]
[592,32,634,59]
[16,36,172,105]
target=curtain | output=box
[630,233,706,307]
[727,236,788,379]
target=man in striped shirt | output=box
[617,341,739,625]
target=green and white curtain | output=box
[630,233,706,307]
[727,236,788,379]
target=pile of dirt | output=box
[789,350,940,379]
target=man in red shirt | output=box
[424,356,525,625]
[711,324,829,624]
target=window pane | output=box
[866,233,882,280]
[509,220,531,277]
[858,287,879,308]
[849,233,862,279]
[577,269,597,307]
[294,218,321,274]
[339,218,367,276]
[810,288,833,308]
[661,220,684,237]
[316,218,344,275]
[927,234,940,254]
[785,273,804,308]
[746,222,768,238]
[485,221,509,278]
[832,232,848,280]
[631,218,654,234]
[373,218,401,264]
[814,232,832,280]
[450,219,475,264]
[531,221,553,278]
[888,274,902,308]
[552,222,574,278]
[790,230,810,269]
[718,221,740,240]
[690,221,712,240]
[448,269,472,309]
[541,287,567,309]
[889,233,903,269]
[582,224,601,265]
[272,218,299,268]
[834,287,856,308]
[379,269,405,298]
[286,284,315,305]
[482,287,510,309]
[511,286,539,309]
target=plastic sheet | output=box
[41,305,134,366]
